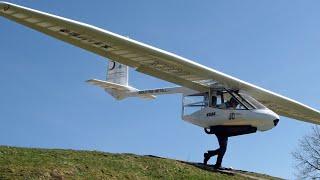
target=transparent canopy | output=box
[239,92,267,109]
[182,90,266,116]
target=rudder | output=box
[106,61,128,86]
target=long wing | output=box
[1,2,320,124]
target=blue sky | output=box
[1,0,320,178]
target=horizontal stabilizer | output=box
[86,79,156,100]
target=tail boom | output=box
[87,61,196,100]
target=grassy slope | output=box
[0,146,280,180]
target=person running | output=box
[203,133,228,169]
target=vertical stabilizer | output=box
[104,61,129,99]
[106,61,128,86]
[87,60,155,100]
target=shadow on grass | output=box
[180,161,235,176]
[144,155,235,176]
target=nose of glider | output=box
[255,109,280,130]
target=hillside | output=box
[0,146,281,180]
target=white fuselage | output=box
[182,107,280,131]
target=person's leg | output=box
[207,149,219,156]
[203,134,221,165]
[214,135,228,168]
[203,152,209,165]
[204,148,219,165]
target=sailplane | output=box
[1,2,319,168]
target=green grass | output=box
[0,146,279,180]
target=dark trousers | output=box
[207,134,228,166]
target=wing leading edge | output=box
[1,2,319,124]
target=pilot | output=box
[219,97,239,109]
[203,134,228,169]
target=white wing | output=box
[1,2,319,124]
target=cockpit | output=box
[182,90,266,116]
[211,90,266,110]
